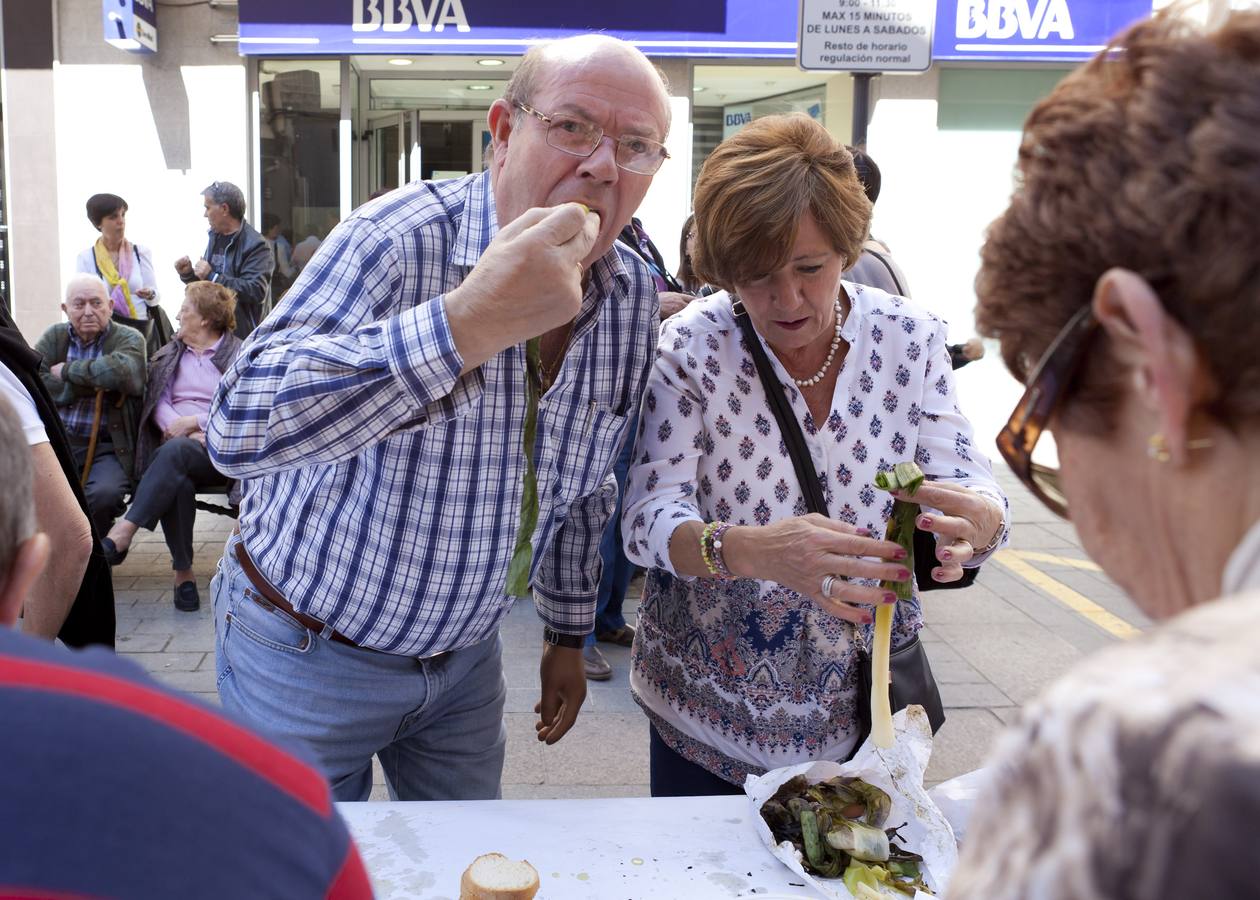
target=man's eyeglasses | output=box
[995,304,1097,519]
[513,102,670,176]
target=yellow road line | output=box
[1007,550,1102,572]
[993,550,1140,639]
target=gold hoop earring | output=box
[1147,433,1215,463]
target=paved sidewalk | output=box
[107,464,1143,797]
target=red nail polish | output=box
[893,549,908,560]
[919,516,933,528]
[941,550,952,561]
[883,592,898,604]
[862,612,874,624]
[896,568,911,580]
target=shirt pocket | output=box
[553,402,628,506]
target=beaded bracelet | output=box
[700,521,735,579]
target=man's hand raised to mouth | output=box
[448,203,601,374]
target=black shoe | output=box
[101,537,129,566]
[174,581,200,612]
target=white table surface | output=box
[338,796,823,899]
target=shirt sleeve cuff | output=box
[532,583,596,636]
[384,295,468,408]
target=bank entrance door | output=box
[365,110,483,196]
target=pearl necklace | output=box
[792,299,845,388]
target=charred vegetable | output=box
[870,461,925,748]
[759,775,933,895]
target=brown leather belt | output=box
[232,527,362,649]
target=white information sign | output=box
[798,0,936,72]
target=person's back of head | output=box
[846,147,881,207]
[0,396,50,627]
[0,387,372,897]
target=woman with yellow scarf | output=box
[75,193,158,320]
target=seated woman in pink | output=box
[101,282,242,612]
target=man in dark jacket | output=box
[174,181,274,338]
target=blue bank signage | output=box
[932,0,1153,61]
[237,0,799,56]
[103,0,158,54]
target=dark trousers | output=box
[125,437,221,571]
[649,725,744,798]
[71,442,130,538]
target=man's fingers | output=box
[527,203,595,248]
[495,205,555,242]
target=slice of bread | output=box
[459,852,541,900]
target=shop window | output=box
[259,60,341,274]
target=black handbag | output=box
[731,301,946,742]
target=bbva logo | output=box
[956,0,1075,41]
[354,0,471,33]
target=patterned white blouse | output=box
[623,284,1009,784]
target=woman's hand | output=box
[892,482,1004,584]
[163,415,202,441]
[723,514,910,624]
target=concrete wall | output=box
[6,0,246,340]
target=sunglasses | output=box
[996,304,1097,519]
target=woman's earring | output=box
[1147,433,1171,463]
[1147,433,1214,463]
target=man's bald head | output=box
[503,35,672,134]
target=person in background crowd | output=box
[844,148,984,371]
[206,34,671,801]
[579,217,693,681]
[101,282,243,614]
[175,181,273,339]
[0,305,109,646]
[0,396,374,900]
[35,275,146,540]
[948,10,1260,898]
[623,114,1008,795]
[75,193,159,322]
[262,212,296,299]
[675,213,711,296]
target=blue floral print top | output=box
[623,285,1009,784]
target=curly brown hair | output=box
[692,115,871,291]
[976,9,1260,434]
[184,281,237,335]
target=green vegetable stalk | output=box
[870,462,925,748]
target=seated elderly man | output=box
[0,396,373,898]
[35,274,146,538]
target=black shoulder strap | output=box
[732,301,829,517]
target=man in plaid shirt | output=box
[35,275,145,537]
[207,35,672,801]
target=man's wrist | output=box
[542,626,586,649]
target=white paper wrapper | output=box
[743,706,958,899]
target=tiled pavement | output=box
[107,464,1145,797]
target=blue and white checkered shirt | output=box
[208,172,660,656]
[61,322,110,439]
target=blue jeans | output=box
[211,534,507,802]
[587,416,639,647]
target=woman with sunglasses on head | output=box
[622,114,1009,796]
[949,9,1260,898]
